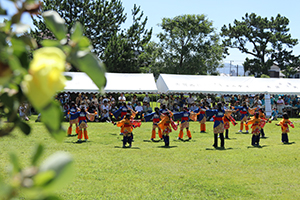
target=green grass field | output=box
[1,116,300,199]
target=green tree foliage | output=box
[31,0,126,58]
[157,14,225,75]
[221,13,299,77]
[103,4,152,73]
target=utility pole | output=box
[236,65,239,76]
[230,60,234,76]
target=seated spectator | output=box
[143,93,150,103]
[144,102,153,114]
[271,107,278,121]
[189,102,197,111]
[135,102,144,119]
[172,102,180,113]
[100,109,111,122]
[88,102,97,122]
[19,103,29,121]
[127,101,133,110]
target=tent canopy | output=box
[156,74,300,95]
[64,72,158,93]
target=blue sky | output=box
[1,0,300,66]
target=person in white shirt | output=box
[143,93,150,103]
[276,96,285,114]
[118,93,126,103]
[135,102,144,119]
[186,94,195,105]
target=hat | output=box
[279,96,282,99]
[128,102,131,104]
[64,94,68,97]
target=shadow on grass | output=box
[282,142,295,145]
[247,145,268,148]
[260,136,268,139]
[205,147,233,151]
[157,146,177,149]
[66,134,77,137]
[114,146,140,149]
[143,139,162,143]
[110,133,117,136]
[225,138,237,140]
[235,132,249,134]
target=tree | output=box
[221,13,299,77]
[31,0,126,58]
[157,14,225,75]
[103,4,152,73]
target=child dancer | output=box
[158,110,177,147]
[174,106,193,140]
[246,112,264,146]
[223,112,237,139]
[211,103,233,148]
[68,102,79,136]
[233,102,255,133]
[144,107,163,141]
[194,103,207,133]
[77,107,90,143]
[115,113,134,148]
[258,108,269,138]
[276,113,294,144]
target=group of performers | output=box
[66,100,295,148]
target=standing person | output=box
[174,106,193,140]
[75,93,82,107]
[276,96,285,115]
[245,112,263,146]
[144,107,163,141]
[211,103,232,149]
[158,110,177,147]
[115,113,134,148]
[258,108,269,138]
[67,102,79,136]
[194,103,208,133]
[276,113,294,144]
[223,112,237,139]
[77,107,90,143]
[233,102,255,133]
[118,93,126,104]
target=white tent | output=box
[64,72,158,93]
[156,73,300,95]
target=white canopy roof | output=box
[156,74,300,95]
[64,72,158,93]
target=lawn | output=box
[1,116,300,199]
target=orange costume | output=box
[277,119,294,143]
[116,116,134,148]
[158,111,177,146]
[246,116,266,146]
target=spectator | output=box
[186,94,195,106]
[157,95,164,107]
[277,96,285,115]
[145,102,153,114]
[76,93,82,106]
[135,102,144,119]
[127,101,133,110]
[118,93,126,103]
[131,95,138,107]
[100,109,111,122]
[19,103,29,121]
[143,93,150,103]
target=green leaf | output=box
[41,39,63,48]
[31,143,44,166]
[70,52,106,90]
[34,170,55,186]
[9,152,21,174]
[70,22,83,43]
[8,55,26,74]
[39,152,74,193]
[43,195,63,200]
[40,101,65,142]
[18,120,31,135]
[42,11,66,41]
[77,37,92,51]
[20,35,37,49]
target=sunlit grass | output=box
[1,116,300,199]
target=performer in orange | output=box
[158,110,177,147]
[233,102,256,133]
[245,112,265,146]
[174,106,195,140]
[67,101,79,136]
[258,108,270,138]
[144,107,163,141]
[276,113,294,144]
[77,107,90,143]
[194,103,208,133]
[223,112,237,139]
[115,113,135,148]
[210,103,233,148]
